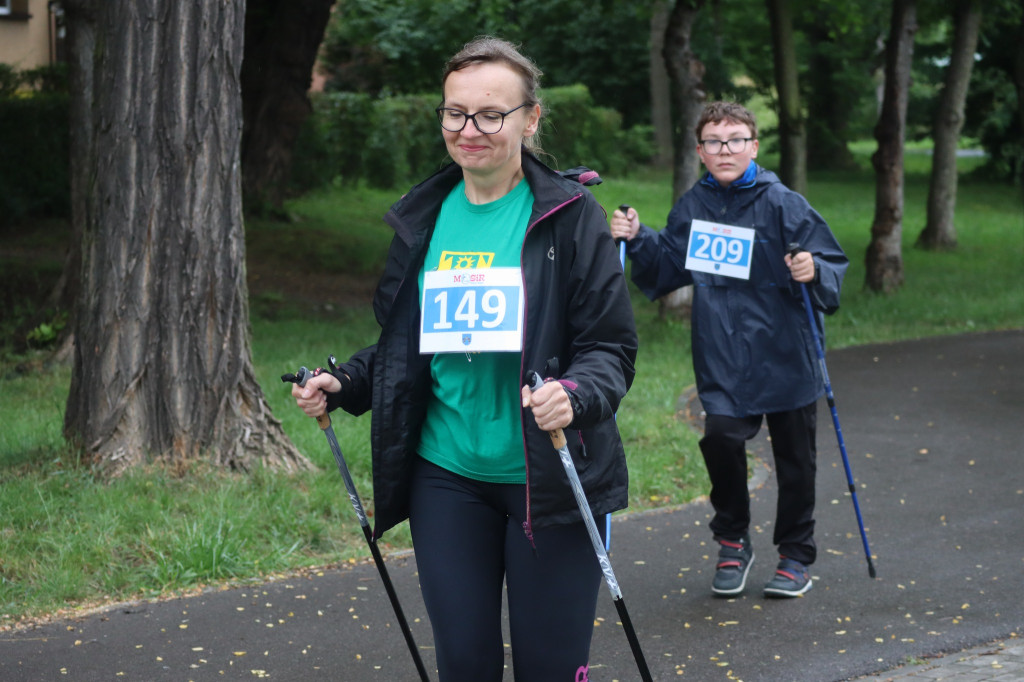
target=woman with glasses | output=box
[610,101,848,600]
[292,36,637,680]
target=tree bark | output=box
[63,0,312,475]
[917,0,982,251]
[866,0,917,294]
[240,0,336,215]
[766,0,807,195]
[1014,17,1024,198]
[660,0,707,319]
[802,12,868,171]
[663,0,707,202]
[649,1,674,168]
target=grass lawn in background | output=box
[1,154,1021,628]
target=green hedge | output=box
[540,83,652,177]
[0,74,655,225]
[290,84,654,193]
[0,92,70,227]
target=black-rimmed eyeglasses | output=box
[435,103,530,134]
[699,137,755,155]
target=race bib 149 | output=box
[420,267,524,353]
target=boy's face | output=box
[696,119,758,187]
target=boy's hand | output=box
[785,250,816,283]
[610,206,639,242]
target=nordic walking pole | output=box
[616,204,630,270]
[787,245,877,579]
[282,365,432,681]
[527,372,653,682]
[603,204,633,549]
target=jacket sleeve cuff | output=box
[323,370,351,412]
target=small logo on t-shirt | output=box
[438,251,495,270]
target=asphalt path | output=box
[1,330,1021,681]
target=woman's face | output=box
[441,62,540,181]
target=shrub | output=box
[289,84,653,193]
[540,84,652,177]
[0,92,70,227]
[363,94,447,189]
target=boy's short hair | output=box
[695,101,758,142]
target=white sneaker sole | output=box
[764,577,813,598]
[711,552,755,596]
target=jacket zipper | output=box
[519,191,583,548]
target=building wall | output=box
[0,0,55,70]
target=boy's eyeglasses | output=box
[700,137,755,155]
[436,103,530,134]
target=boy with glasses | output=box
[610,101,848,598]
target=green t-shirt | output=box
[417,178,534,483]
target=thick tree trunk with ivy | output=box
[240,0,336,215]
[766,0,806,195]
[917,0,982,251]
[866,0,916,294]
[63,0,312,475]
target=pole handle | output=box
[616,204,632,244]
[282,365,335,431]
[527,371,568,449]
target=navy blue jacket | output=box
[328,152,638,538]
[628,164,848,418]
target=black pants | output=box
[700,402,818,565]
[409,458,602,682]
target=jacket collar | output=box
[385,148,582,247]
[699,160,760,191]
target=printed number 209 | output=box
[692,233,745,264]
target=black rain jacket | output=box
[327,151,638,540]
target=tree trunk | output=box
[649,1,673,168]
[803,16,862,172]
[240,0,336,215]
[63,0,312,476]
[16,1,94,362]
[917,0,982,251]
[660,0,706,319]
[866,0,917,294]
[663,0,707,202]
[766,0,807,195]
[1014,18,1024,197]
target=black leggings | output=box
[409,458,603,682]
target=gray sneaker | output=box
[764,556,813,598]
[711,536,754,596]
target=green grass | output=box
[1,155,1021,628]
